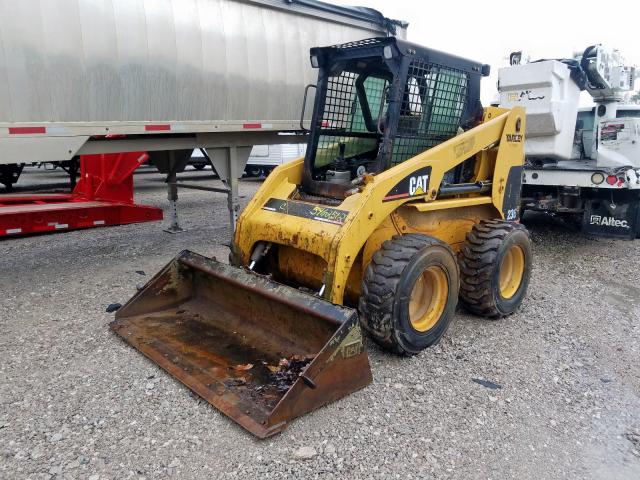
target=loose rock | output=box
[292,447,317,460]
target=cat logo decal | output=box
[383,167,432,202]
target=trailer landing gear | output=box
[162,147,250,239]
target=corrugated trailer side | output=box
[0,0,406,165]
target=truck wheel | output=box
[359,234,459,355]
[458,220,532,317]
[245,166,263,177]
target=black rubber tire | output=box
[359,234,459,355]
[0,164,22,190]
[458,220,532,318]
[246,167,263,177]
[192,163,206,171]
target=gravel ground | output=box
[1,166,639,480]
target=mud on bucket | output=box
[110,250,372,438]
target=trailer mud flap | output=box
[582,198,639,239]
[110,251,372,438]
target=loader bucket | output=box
[110,250,372,438]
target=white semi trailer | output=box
[499,45,640,238]
[0,0,406,228]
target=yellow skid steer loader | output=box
[111,37,532,438]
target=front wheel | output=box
[458,220,532,317]
[359,234,459,355]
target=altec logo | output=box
[590,215,629,228]
[409,175,429,196]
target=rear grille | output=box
[331,38,386,50]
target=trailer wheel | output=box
[359,234,459,355]
[458,220,532,317]
[0,164,24,191]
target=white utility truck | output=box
[499,45,640,238]
[190,142,307,177]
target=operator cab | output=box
[301,37,489,200]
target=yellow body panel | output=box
[233,107,525,305]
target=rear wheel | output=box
[359,234,459,355]
[0,164,24,191]
[458,220,532,317]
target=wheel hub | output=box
[499,245,525,299]
[409,266,448,332]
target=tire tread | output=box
[359,234,448,354]
[458,220,529,317]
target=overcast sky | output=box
[333,0,640,105]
